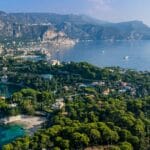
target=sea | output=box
[54,40,150,71]
[0,124,25,148]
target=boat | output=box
[124,56,129,60]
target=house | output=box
[63,86,69,91]
[99,81,105,86]
[0,96,6,100]
[79,83,88,88]
[91,82,99,86]
[52,101,65,110]
[56,98,64,102]
[9,103,17,108]
[120,82,128,87]
[41,74,53,80]
[103,88,110,96]
[2,67,8,72]
[1,75,8,83]
[50,59,61,66]
[52,98,65,110]
[67,96,73,101]
[119,89,127,93]
[91,81,105,86]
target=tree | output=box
[89,129,101,144]
[128,136,139,149]
[40,134,49,148]
[109,146,120,150]
[55,137,69,149]
[119,129,132,141]
[88,111,98,122]
[12,92,23,103]
[53,147,61,150]
[2,144,13,150]
[21,100,35,115]
[72,132,89,148]
[119,142,133,150]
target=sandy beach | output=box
[1,115,46,135]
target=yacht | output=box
[124,56,129,60]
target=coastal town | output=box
[0,58,149,149]
[0,3,150,149]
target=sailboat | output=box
[124,56,129,60]
[102,50,105,54]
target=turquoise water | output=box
[0,84,21,98]
[54,40,150,71]
[0,84,24,147]
[40,74,53,80]
[0,124,25,147]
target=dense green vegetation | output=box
[0,59,149,150]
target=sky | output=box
[0,0,150,26]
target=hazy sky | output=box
[0,0,150,25]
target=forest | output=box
[0,59,149,150]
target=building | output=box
[1,75,8,83]
[91,81,105,86]
[52,101,65,110]
[103,88,110,96]
[9,103,17,108]
[0,96,6,100]
[52,98,65,110]
[50,59,61,66]
[2,67,8,72]
[63,86,69,91]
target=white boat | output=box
[124,56,129,60]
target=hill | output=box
[0,60,149,150]
[0,11,150,41]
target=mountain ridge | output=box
[0,11,150,41]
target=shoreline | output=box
[0,115,46,136]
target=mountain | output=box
[0,11,150,42]
[9,13,108,25]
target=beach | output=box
[0,115,46,135]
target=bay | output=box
[0,124,25,147]
[54,40,150,71]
